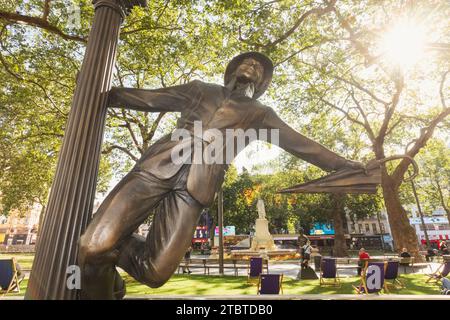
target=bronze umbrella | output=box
[278,155,418,195]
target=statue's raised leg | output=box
[117,190,202,288]
[78,165,202,299]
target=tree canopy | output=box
[0,1,449,256]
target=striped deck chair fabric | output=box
[319,258,340,287]
[257,274,283,295]
[0,258,22,295]
[353,261,387,294]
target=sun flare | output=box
[379,19,427,68]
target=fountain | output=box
[230,199,299,260]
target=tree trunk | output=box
[381,174,423,261]
[331,194,348,257]
[436,179,450,224]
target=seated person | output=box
[400,247,411,258]
[425,247,437,262]
[357,248,370,276]
[399,247,412,265]
[440,241,449,255]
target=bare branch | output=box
[376,73,404,142]
[349,90,376,142]
[265,0,336,49]
[274,38,342,67]
[332,74,389,105]
[319,95,368,130]
[0,10,86,43]
[121,110,144,154]
[102,145,139,162]
[143,112,166,149]
[43,0,51,20]
[384,118,402,136]
[392,106,450,183]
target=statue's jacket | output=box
[109,80,348,207]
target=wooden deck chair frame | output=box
[426,262,450,284]
[384,276,405,290]
[0,258,21,296]
[319,259,341,287]
[257,274,283,295]
[352,261,388,294]
[384,261,406,290]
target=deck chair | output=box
[257,274,283,295]
[353,261,387,294]
[426,261,450,284]
[248,257,263,284]
[384,261,405,289]
[319,258,340,287]
[0,258,22,295]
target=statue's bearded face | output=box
[235,58,264,87]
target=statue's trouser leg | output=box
[116,168,203,288]
[78,165,201,299]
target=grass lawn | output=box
[2,253,442,298]
[5,253,35,270]
[123,274,441,296]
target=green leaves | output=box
[0,0,448,223]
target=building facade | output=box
[345,210,394,250]
[0,202,41,245]
[409,207,450,248]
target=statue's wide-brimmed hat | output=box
[224,52,274,99]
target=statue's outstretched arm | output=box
[108,80,199,112]
[261,106,363,172]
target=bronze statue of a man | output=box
[79,52,363,299]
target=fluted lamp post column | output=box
[25,0,147,300]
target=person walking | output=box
[301,241,313,270]
[183,246,192,274]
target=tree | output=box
[419,139,450,220]
[275,0,450,258]
[211,166,259,235]
[400,138,450,221]
[1,1,448,263]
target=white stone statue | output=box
[251,198,275,251]
[257,199,266,219]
